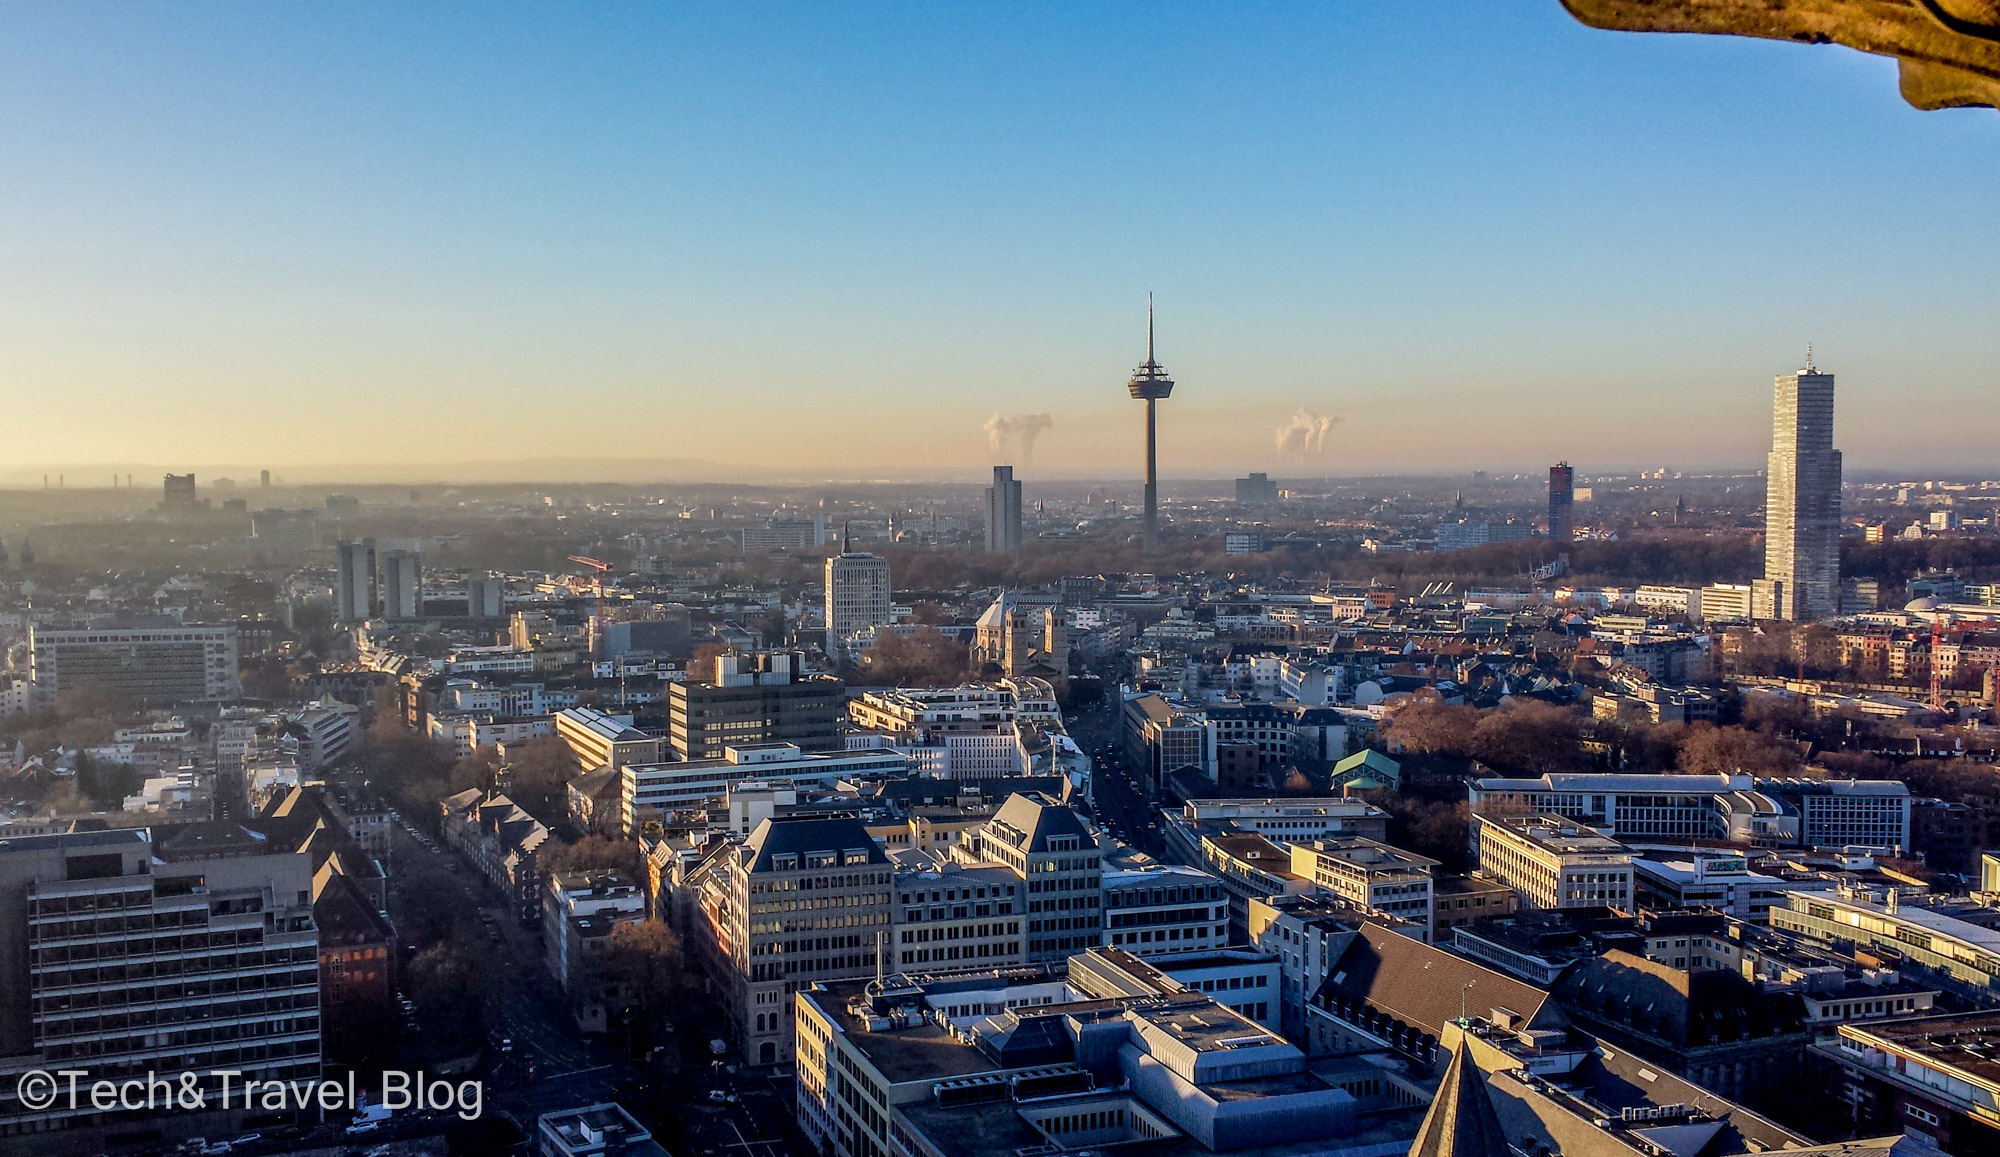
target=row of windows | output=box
[900,922,1019,943]
[1111,924,1224,947]
[33,954,316,990]
[900,942,1015,966]
[41,1018,319,1061]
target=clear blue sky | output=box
[1,2,1995,480]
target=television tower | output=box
[1127,295,1175,555]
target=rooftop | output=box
[1844,1011,2000,1090]
[1484,814,1628,856]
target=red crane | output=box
[1930,607,1947,714]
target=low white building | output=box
[1631,852,1787,921]
[621,744,908,835]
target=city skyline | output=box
[1,4,1996,477]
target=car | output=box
[707,1090,730,1104]
[500,1038,514,1052]
[343,1120,381,1136]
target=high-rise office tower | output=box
[1754,351,1842,621]
[334,538,378,623]
[985,465,1023,554]
[1548,462,1574,543]
[823,548,892,659]
[0,827,320,1137]
[1126,297,1175,555]
[381,549,423,619]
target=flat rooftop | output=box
[1848,1011,2000,1087]
[1487,814,1627,855]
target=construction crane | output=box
[568,555,613,655]
[1931,606,1948,715]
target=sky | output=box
[1,2,1997,483]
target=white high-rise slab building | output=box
[1755,351,1841,621]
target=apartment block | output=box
[29,621,241,705]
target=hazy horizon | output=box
[3,4,1997,475]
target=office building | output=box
[1755,352,1842,621]
[893,862,1025,972]
[1159,797,1391,871]
[598,610,691,659]
[848,683,1043,779]
[380,548,423,619]
[1067,945,1281,1030]
[742,516,828,553]
[1548,461,1573,542]
[668,652,846,759]
[1246,894,1366,1042]
[686,815,894,1064]
[334,537,377,623]
[985,466,1023,554]
[971,792,1102,963]
[162,472,198,511]
[1236,472,1279,503]
[824,550,892,657]
[1770,884,2000,1005]
[1287,837,1438,941]
[555,706,666,772]
[0,826,321,1139]
[28,621,241,704]
[1126,298,1175,555]
[622,743,908,835]
[1101,863,1229,956]
[795,970,1385,1157]
[1471,813,1631,911]
[1816,1012,2000,1154]
[1468,772,1911,851]
[1631,852,1787,920]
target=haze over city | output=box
[10,6,2000,1157]
[3,3,1999,480]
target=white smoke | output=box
[1274,409,1339,460]
[984,413,1054,463]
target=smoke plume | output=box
[1274,409,1339,460]
[984,413,1054,463]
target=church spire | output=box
[1410,1038,1513,1157]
